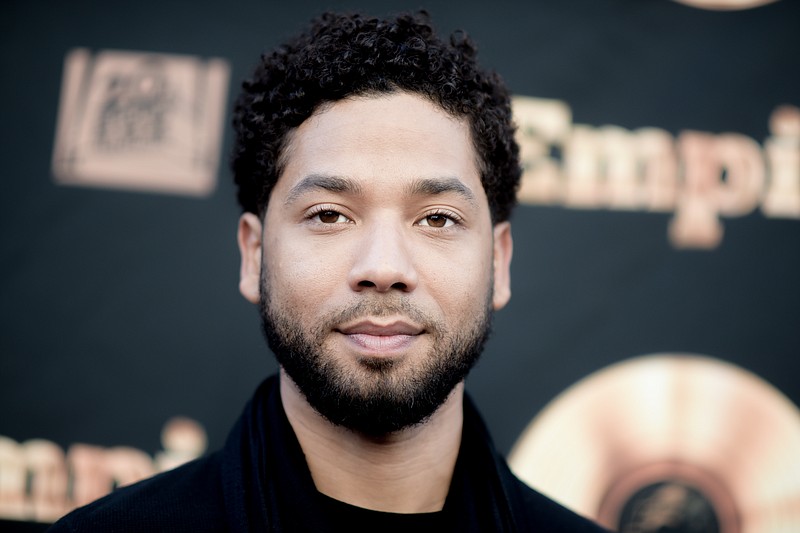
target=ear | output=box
[491,222,513,310]
[237,212,263,305]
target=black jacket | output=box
[50,376,609,532]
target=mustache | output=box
[321,297,441,332]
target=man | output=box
[51,11,608,532]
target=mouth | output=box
[337,319,424,337]
[335,319,424,355]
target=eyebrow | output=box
[284,174,364,206]
[407,177,477,207]
[284,174,477,207]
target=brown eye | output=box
[317,210,346,224]
[426,214,448,228]
[419,213,455,228]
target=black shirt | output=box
[319,492,449,532]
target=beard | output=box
[258,270,493,436]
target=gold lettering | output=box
[565,125,603,207]
[24,440,69,522]
[670,132,724,249]
[600,126,641,209]
[511,95,797,250]
[670,132,764,248]
[67,445,157,506]
[715,133,765,216]
[156,416,207,472]
[513,96,570,203]
[636,128,678,212]
[763,105,800,218]
[0,417,208,522]
[68,444,113,508]
[106,447,156,488]
[0,437,27,520]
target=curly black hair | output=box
[232,11,520,223]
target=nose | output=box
[347,223,418,293]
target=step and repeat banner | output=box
[2,1,798,531]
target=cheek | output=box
[263,234,346,308]
[422,246,493,312]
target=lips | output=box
[337,319,423,336]
[336,319,423,355]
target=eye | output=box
[313,209,350,224]
[305,204,353,225]
[417,213,457,228]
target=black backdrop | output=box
[2,0,799,526]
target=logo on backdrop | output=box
[509,354,800,532]
[512,97,800,249]
[52,48,230,197]
[672,0,779,10]
[0,417,207,523]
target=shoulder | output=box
[48,452,226,533]
[506,474,611,532]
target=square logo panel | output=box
[52,49,230,196]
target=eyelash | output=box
[417,209,462,229]
[306,204,352,224]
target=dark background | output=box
[2,0,798,517]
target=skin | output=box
[237,91,513,513]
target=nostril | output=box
[355,280,408,291]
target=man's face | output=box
[238,91,512,434]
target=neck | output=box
[279,369,464,514]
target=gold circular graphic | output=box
[508,354,800,532]
[671,0,779,10]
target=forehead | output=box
[273,91,485,203]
